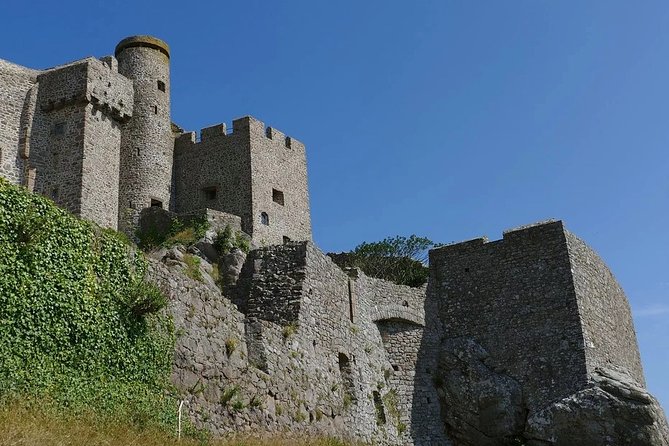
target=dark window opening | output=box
[202,186,217,201]
[51,187,59,200]
[338,353,356,405]
[392,365,400,372]
[260,212,269,226]
[283,236,291,244]
[272,188,285,205]
[347,279,355,323]
[53,122,65,135]
[136,147,140,156]
[157,80,165,92]
[464,267,470,273]
[150,199,163,208]
[153,105,158,114]
[373,391,386,425]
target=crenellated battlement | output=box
[175,115,304,151]
[37,57,133,122]
[2,34,312,246]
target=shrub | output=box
[124,281,168,317]
[183,254,203,281]
[328,235,442,287]
[137,216,210,251]
[213,224,250,254]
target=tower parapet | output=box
[115,35,173,234]
[172,115,311,245]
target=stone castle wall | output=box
[246,117,312,245]
[150,240,444,445]
[116,37,173,232]
[0,56,132,228]
[173,116,312,245]
[564,230,645,385]
[1,37,312,241]
[0,59,38,185]
[173,120,253,235]
[429,221,590,412]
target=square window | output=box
[53,122,65,135]
[202,186,217,201]
[157,80,166,92]
[272,188,284,206]
[150,199,163,208]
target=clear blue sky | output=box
[2,0,667,409]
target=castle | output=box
[0,35,311,245]
[2,37,667,445]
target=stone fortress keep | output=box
[0,35,310,245]
[1,36,667,446]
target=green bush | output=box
[137,216,209,251]
[0,179,177,430]
[124,280,169,317]
[328,235,442,287]
[213,224,250,255]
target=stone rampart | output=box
[173,116,311,245]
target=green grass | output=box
[0,401,363,446]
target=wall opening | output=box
[338,353,355,406]
[373,391,386,425]
[157,80,165,92]
[283,236,291,244]
[347,279,356,323]
[202,186,217,201]
[260,212,269,226]
[53,122,65,135]
[272,188,285,206]
[150,199,163,208]
[153,105,158,114]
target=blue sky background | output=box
[2,1,667,409]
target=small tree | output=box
[329,235,441,287]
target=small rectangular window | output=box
[283,236,291,244]
[53,122,65,135]
[202,186,217,201]
[153,105,158,114]
[150,199,163,208]
[272,188,284,206]
[157,80,166,92]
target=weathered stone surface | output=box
[525,368,669,446]
[435,338,525,446]
[147,241,439,445]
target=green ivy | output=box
[0,179,177,430]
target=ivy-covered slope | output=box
[0,179,176,427]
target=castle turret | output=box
[115,35,173,234]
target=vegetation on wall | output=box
[0,178,177,429]
[328,235,442,287]
[213,224,251,254]
[137,214,210,250]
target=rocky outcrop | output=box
[434,338,526,446]
[525,368,669,446]
[434,339,669,446]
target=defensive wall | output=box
[173,116,311,246]
[151,240,445,445]
[0,55,133,229]
[1,36,313,244]
[425,220,647,443]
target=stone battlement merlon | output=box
[431,220,565,260]
[175,115,304,150]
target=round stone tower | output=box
[115,35,173,234]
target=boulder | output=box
[525,368,669,446]
[435,338,526,446]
